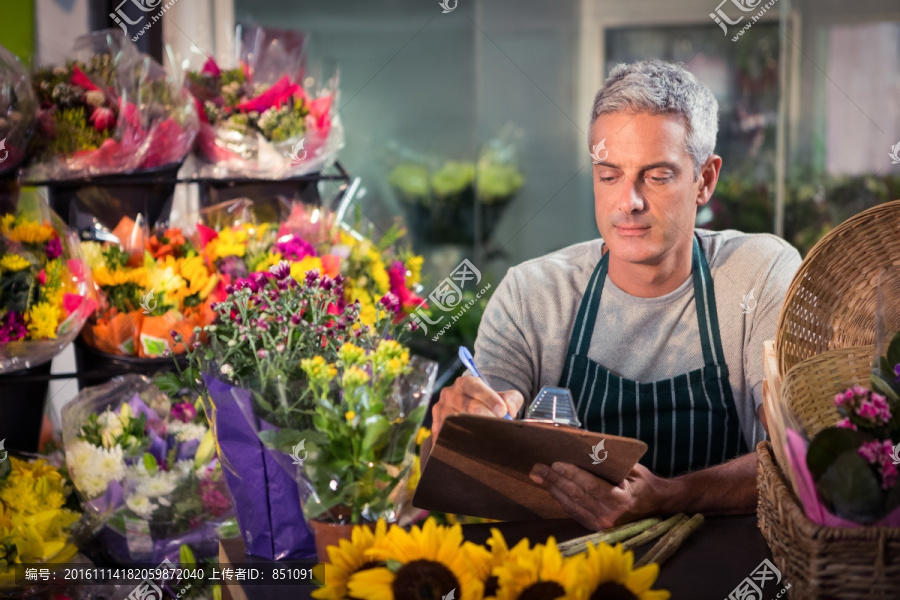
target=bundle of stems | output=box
[558,512,702,563]
[635,513,705,568]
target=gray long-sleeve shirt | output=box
[473,228,802,450]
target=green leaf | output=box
[887,331,900,374]
[871,371,899,402]
[258,429,307,454]
[807,427,866,479]
[360,417,390,457]
[142,453,158,475]
[885,478,900,514]
[817,451,884,523]
[179,544,196,569]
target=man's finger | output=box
[461,395,497,418]
[498,390,525,416]
[458,375,507,417]
[545,483,602,530]
[550,462,615,495]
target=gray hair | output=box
[588,60,718,179]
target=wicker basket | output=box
[780,345,875,438]
[775,199,900,376]
[758,440,900,599]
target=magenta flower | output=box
[200,482,231,517]
[0,312,27,343]
[274,235,315,262]
[45,237,62,260]
[836,417,858,431]
[379,292,401,314]
[858,439,884,464]
[171,402,197,423]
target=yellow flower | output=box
[373,340,410,370]
[350,520,486,600]
[312,520,388,600]
[301,356,338,384]
[170,255,218,300]
[491,537,586,600]
[207,227,248,260]
[405,255,424,287]
[576,543,670,600]
[345,410,357,422]
[415,427,432,447]
[2,219,56,244]
[80,241,106,270]
[0,254,31,272]
[367,249,390,295]
[0,213,14,231]
[26,302,59,340]
[253,252,283,273]
[338,343,366,367]
[93,266,149,288]
[342,365,370,389]
[291,255,324,283]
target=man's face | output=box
[590,112,715,266]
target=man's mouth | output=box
[615,224,650,236]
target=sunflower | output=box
[491,537,585,600]
[349,519,486,600]
[0,254,31,272]
[575,543,670,600]
[313,520,389,600]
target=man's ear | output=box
[696,154,722,207]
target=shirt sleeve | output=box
[473,267,536,402]
[746,240,802,413]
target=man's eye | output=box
[646,174,673,184]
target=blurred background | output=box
[4,0,900,420]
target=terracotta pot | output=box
[310,519,376,563]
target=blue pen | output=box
[458,346,513,420]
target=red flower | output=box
[201,57,222,78]
[36,270,47,285]
[89,106,116,132]
[236,76,299,113]
[70,65,99,91]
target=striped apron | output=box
[559,234,748,477]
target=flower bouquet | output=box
[783,330,900,526]
[0,455,81,588]
[184,26,342,179]
[175,255,432,560]
[61,375,234,564]
[25,29,198,180]
[312,518,671,600]
[0,194,97,373]
[79,216,221,358]
[0,44,36,177]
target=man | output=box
[427,60,801,531]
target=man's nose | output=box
[617,175,645,214]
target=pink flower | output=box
[70,65,99,91]
[36,270,47,285]
[859,440,884,464]
[171,402,197,423]
[89,106,116,132]
[201,57,222,78]
[236,76,298,113]
[200,480,231,517]
[836,417,858,431]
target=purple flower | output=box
[895,363,900,383]
[305,269,320,287]
[0,312,26,343]
[45,237,62,260]
[379,292,401,314]
[274,235,316,262]
[268,260,292,281]
[171,402,197,423]
[218,256,249,281]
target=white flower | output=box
[97,409,125,447]
[136,472,179,498]
[125,494,157,519]
[67,440,125,498]
[220,363,234,375]
[166,421,207,442]
[158,497,171,507]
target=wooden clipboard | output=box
[413,415,648,521]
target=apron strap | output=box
[561,235,725,382]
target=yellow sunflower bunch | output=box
[92,265,149,289]
[151,256,218,307]
[0,214,56,244]
[0,254,31,272]
[0,458,80,586]
[312,520,670,600]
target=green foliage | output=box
[103,245,130,269]
[46,107,110,157]
[817,451,884,523]
[0,268,36,314]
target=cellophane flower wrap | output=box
[177,257,433,557]
[61,375,235,564]
[0,44,36,177]
[25,29,198,180]
[184,26,343,179]
[79,215,223,357]
[0,454,81,588]
[0,193,97,373]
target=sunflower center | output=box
[589,582,639,600]
[484,575,499,598]
[391,559,460,600]
[519,581,567,600]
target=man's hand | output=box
[529,453,759,530]
[529,461,661,530]
[431,375,525,438]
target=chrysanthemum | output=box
[312,520,388,600]
[349,520,485,600]
[575,543,670,600]
[491,537,585,600]
[0,254,31,272]
[3,220,56,244]
[26,302,59,340]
